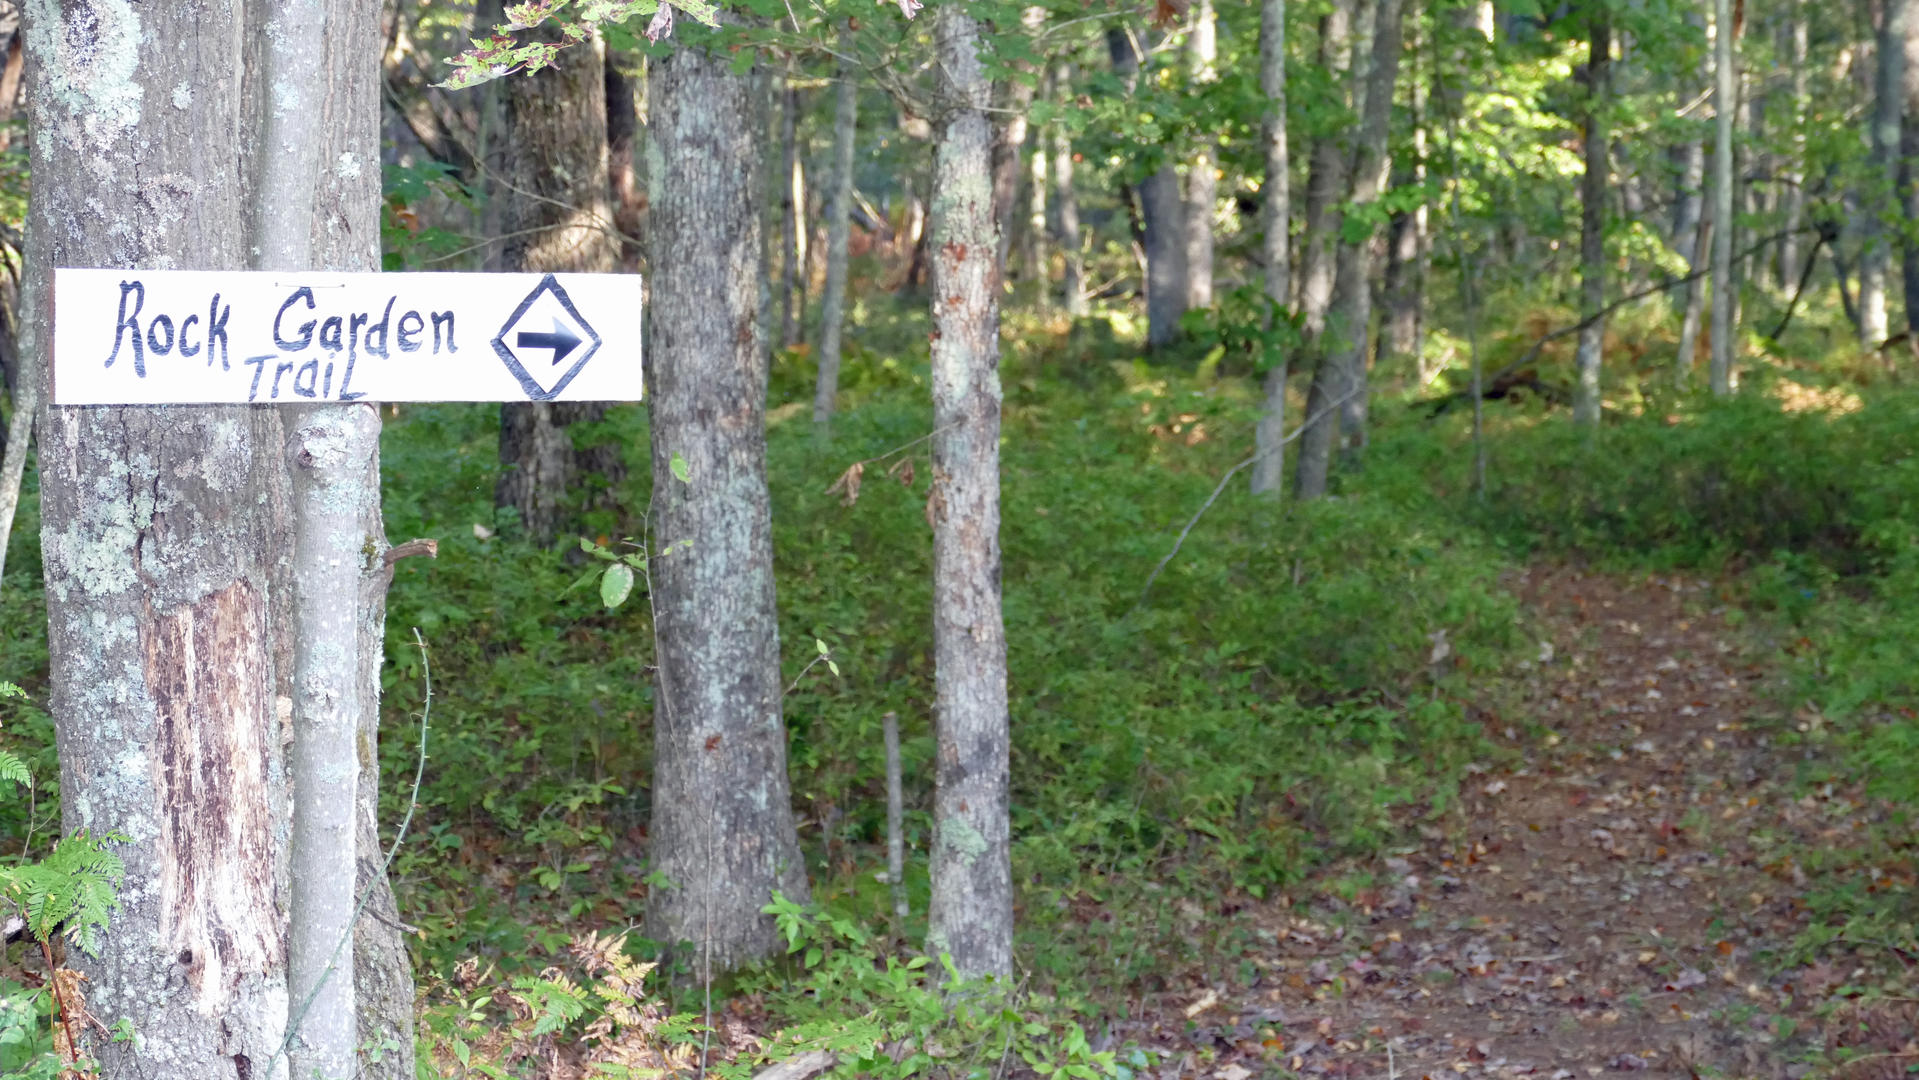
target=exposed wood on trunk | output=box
[646,29,810,974]
[927,3,1013,982]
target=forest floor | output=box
[1126,565,1918,1080]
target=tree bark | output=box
[1710,0,1737,393]
[1296,0,1356,328]
[1185,0,1219,311]
[1250,0,1292,497]
[0,378,30,590]
[1573,5,1611,425]
[1296,0,1403,500]
[494,30,623,546]
[250,1,396,1075]
[1677,214,1713,382]
[1025,118,1049,304]
[26,3,297,1073]
[990,7,1045,282]
[926,3,1013,982]
[1051,67,1089,317]
[1894,0,1919,328]
[1779,1,1808,288]
[815,35,859,427]
[781,83,806,349]
[1863,0,1906,346]
[645,29,810,975]
[1107,28,1188,347]
[607,51,646,271]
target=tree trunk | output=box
[1677,214,1713,382]
[1895,0,1919,328]
[1251,0,1292,497]
[815,34,859,427]
[1107,28,1188,347]
[1025,123,1049,303]
[991,7,1046,281]
[1185,0,1219,311]
[607,51,646,270]
[26,3,297,1073]
[1290,0,1358,470]
[1573,5,1611,426]
[1296,0,1403,500]
[494,30,623,546]
[781,83,806,349]
[250,2,396,1076]
[1710,0,1737,393]
[645,29,810,975]
[0,379,29,590]
[1051,67,1089,317]
[1864,0,1906,346]
[1381,62,1430,386]
[1779,1,1808,287]
[926,2,1013,982]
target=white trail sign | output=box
[52,269,642,405]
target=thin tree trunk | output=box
[781,83,805,348]
[1573,5,1611,425]
[26,2,296,1072]
[1895,0,1919,327]
[1678,215,1713,382]
[607,51,646,270]
[0,381,29,589]
[252,2,391,1075]
[495,30,623,546]
[1107,28,1188,346]
[991,6,1045,281]
[1025,124,1049,303]
[927,2,1013,983]
[1296,0,1403,499]
[645,28,810,975]
[1780,1,1808,285]
[1251,0,1292,496]
[815,34,858,427]
[1711,0,1738,393]
[1185,0,1219,310]
[1292,0,1358,453]
[1864,0,1906,346]
[1051,67,1089,317]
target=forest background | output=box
[1,0,1918,1077]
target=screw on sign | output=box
[51,269,641,405]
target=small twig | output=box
[782,650,837,698]
[833,422,958,477]
[1131,385,1362,615]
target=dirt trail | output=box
[1147,566,1915,1080]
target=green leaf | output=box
[670,451,691,484]
[601,563,636,608]
[815,638,830,657]
[826,660,840,678]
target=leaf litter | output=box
[1114,566,1916,1080]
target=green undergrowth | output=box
[374,308,1525,1012]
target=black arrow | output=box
[517,318,584,366]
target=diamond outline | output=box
[490,273,604,401]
